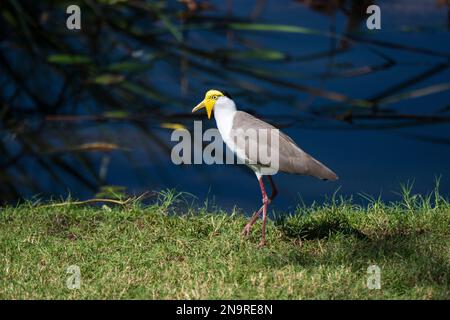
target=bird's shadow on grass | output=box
[274,212,368,241]
[267,215,450,288]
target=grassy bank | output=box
[0,190,449,299]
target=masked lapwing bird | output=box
[192,89,338,247]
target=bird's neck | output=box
[214,97,237,120]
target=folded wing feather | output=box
[231,111,338,181]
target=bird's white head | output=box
[192,89,233,119]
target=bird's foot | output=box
[241,224,252,237]
[257,239,267,248]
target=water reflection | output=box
[1,0,449,211]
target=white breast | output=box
[213,97,262,176]
[213,97,238,152]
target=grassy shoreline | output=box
[1,191,449,299]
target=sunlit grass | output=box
[0,188,449,299]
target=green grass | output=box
[1,188,449,299]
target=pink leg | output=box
[241,176,278,237]
[258,177,269,247]
[241,204,264,236]
[267,175,278,201]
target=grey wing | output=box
[231,111,338,180]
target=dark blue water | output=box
[1,0,450,213]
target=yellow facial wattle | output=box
[191,89,224,119]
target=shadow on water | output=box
[1,0,450,210]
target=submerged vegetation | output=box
[1,187,449,299]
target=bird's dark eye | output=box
[213,96,217,100]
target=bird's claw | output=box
[242,225,267,247]
[241,225,252,237]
